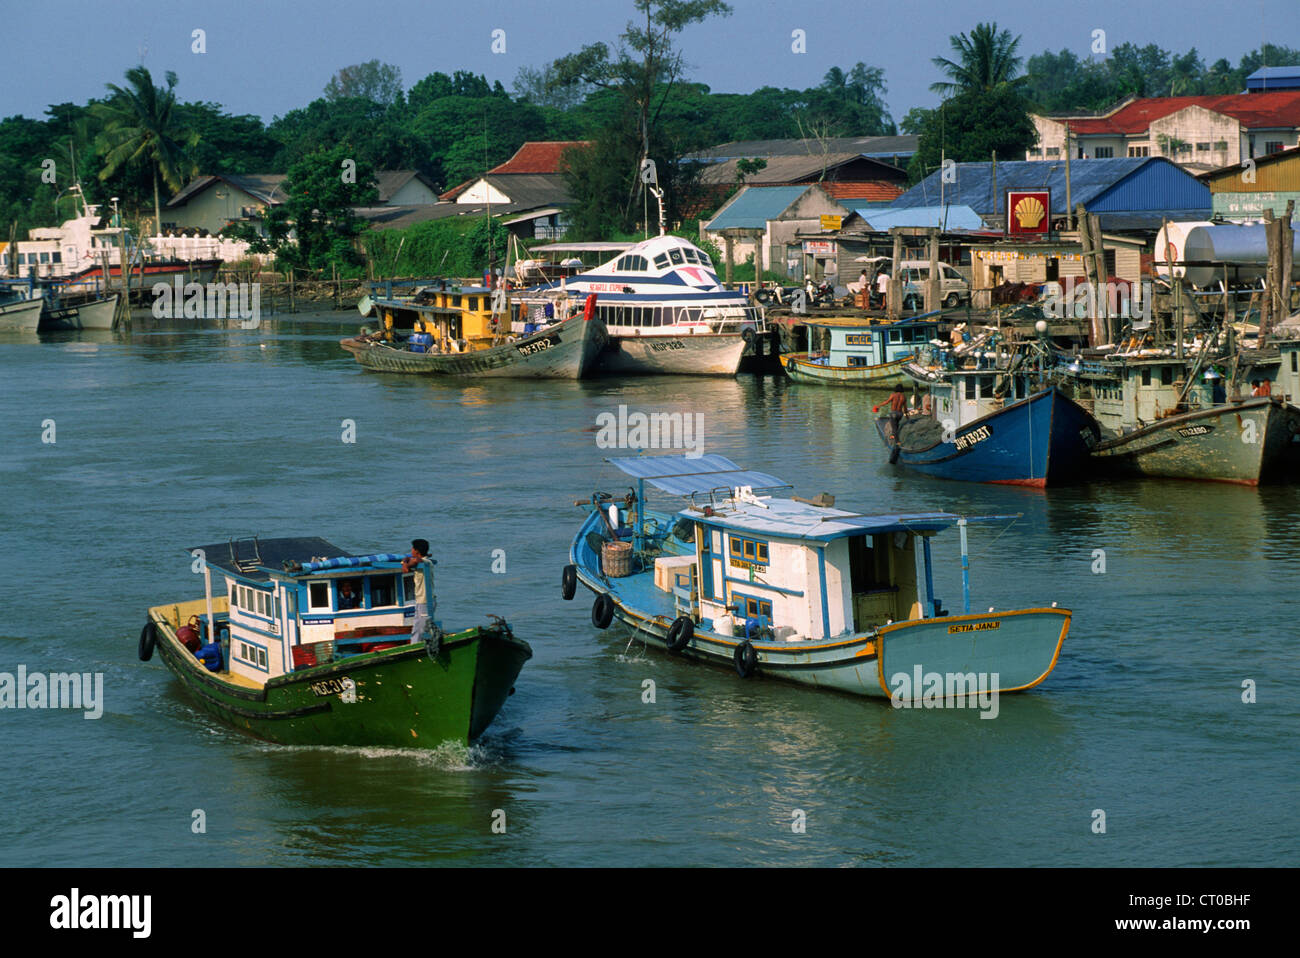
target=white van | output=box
[898,261,970,309]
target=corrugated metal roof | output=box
[696,501,962,541]
[705,185,811,230]
[607,454,790,497]
[854,204,985,230]
[489,141,592,174]
[894,158,1209,219]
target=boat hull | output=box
[39,295,119,331]
[781,352,910,387]
[877,387,1101,486]
[148,606,532,747]
[569,510,1068,699]
[595,331,747,376]
[1090,397,1300,484]
[340,312,607,379]
[0,297,43,331]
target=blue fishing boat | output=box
[562,454,1070,700]
[879,335,1100,486]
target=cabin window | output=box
[699,252,712,267]
[308,581,330,610]
[728,536,769,566]
[451,295,462,307]
[889,330,901,343]
[849,356,870,367]
[848,535,890,592]
[1161,366,1174,385]
[615,257,627,271]
[964,378,976,400]
[368,574,399,608]
[683,249,699,264]
[236,641,268,671]
[1142,368,1152,386]
[979,376,994,396]
[732,593,773,621]
[668,248,684,265]
[654,254,669,269]
[1292,352,1298,373]
[403,574,416,602]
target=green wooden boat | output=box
[140,537,531,747]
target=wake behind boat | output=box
[562,453,1069,699]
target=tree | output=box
[513,63,592,110]
[92,66,199,233]
[930,22,1025,96]
[908,86,1037,185]
[324,61,404,106]
[273,146,379,271]
[551,0,732,231]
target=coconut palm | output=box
[930,22,1025,96]
[92,66,198,233]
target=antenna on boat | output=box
[640,158,665,237]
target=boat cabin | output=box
[608,455,975,642]
[1067,355,1224,432]
[805,316,941,368]
[188,537,432,683]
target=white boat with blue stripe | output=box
[563,454,1070,700]
[537,234,765,375]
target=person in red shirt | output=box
[1252,380,1272,398]
[874,385,909,441]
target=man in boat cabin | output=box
[1252,379,1272,398]
[873,385,908,441]
[338,579,361,610]
[402,539,435,643]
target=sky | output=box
[2,0,1295,124]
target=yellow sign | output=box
[948,621,1001,634]
[820,215,842,230]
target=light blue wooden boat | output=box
[562,454,1070,700]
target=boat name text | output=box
[947,620,1001,633]
[954,425,992,451]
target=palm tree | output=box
[93,66,198,234]
[930,23,1025,96]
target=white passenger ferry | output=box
[535,234,765,376]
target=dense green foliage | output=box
[362,215,511,277]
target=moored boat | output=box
[341,304,607,379]
[563,453,1069,700]
[780,316,942,388]
[0,296,44,332]
[141,537,532,747]
[38,293,120,331]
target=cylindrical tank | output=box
[1157,221,1300,288]
[1153,221,1213,281]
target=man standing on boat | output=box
[403,539,437,649]
[874,385,908,442]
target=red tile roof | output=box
[820,181,905,202]
[1059,91,1300,135]
[489,141,593,175]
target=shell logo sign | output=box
[1006,189,1051,235]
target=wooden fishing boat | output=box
[1061,351,1300,484]
[780,316,941,388]
[0,296,44,332]
[39,293,120,331]
[342,282,607,379]
[562,454,1069,699]
[140,537,532,747]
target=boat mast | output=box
[640,158,665,237]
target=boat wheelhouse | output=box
[781,316,942,388]
[141,537,531,746]
[540,234,765,376]
[564,454,1070,698]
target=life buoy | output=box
[592,592,615,629]
[138,621,157,661]
[734,640,758,678]
[665,616,694,652]
[561,564,577,600]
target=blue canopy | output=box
[607,454,791,497]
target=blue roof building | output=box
[1246,66,1300,92]
[893,157,1210,231]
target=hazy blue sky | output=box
[3,0,1295,123]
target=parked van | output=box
[898,260,970,309]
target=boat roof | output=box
[803,315,942,331]
[607,454,791,497]
[188,537,352,581]
[685,498,963,541]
